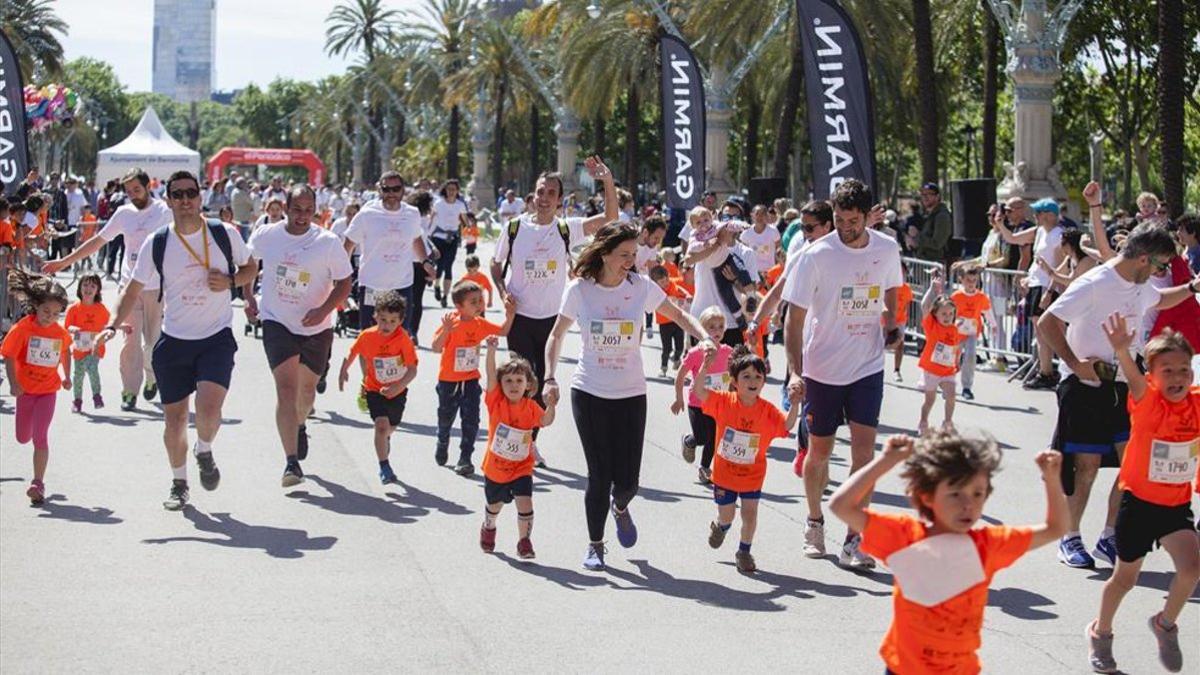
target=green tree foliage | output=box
[1,0,67,80]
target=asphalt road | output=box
[1,241,1195,673]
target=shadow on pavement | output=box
[1087,568,1200,603]
[532,465,708,505]
[987,587,1058,620]
[36,494,124,525]
[316,411,374,429]
[287,475,428,524]
[79,412,143,427]
[393,479,473,516]
[493,552,614,591]
[0,477,25,483]
[884,383,1042,415]
[141,507,337,559]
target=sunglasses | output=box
[380,185,404,194]
[1150,257,1171,273]
[169,187,200,200]
[801,223,820,233]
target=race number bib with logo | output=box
[589,320,638,353]
[718,429,760,465]
[74,331,96,352]
[1148,439,1200,484]
[491,423,533,462]
[363,287,379,306]
[26,336,62,367]
[454,346,480,372]
[373,356,407,384]
[524,259,559,284]
[886,533,985,607]
[956,317,975,336]
[274,263,311,304]
[931,342,956,368]
[839,284,881,318]
[704,372,732,391]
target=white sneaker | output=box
[839,534,876,569]
[803,519,826,558]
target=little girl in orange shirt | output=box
[917,268,964,435]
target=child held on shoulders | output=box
[829,432,1068,675]
[650,265,692,377]
[63,273,111,413]
[950,265,994,401]
[338,291,418,485]
[917,268,964,435]
[431,280,517,476]
[694,343,801,573]
[478,336,556,559]
[1085,319,1199,674]
[457,255,493,307]
[1,270,73,506]
[672,306,734,485]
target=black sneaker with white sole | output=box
[163,479,189,510]
[297,425,309,461]
[143,382,158,401]
[281,461,305,488]
[195,452,221,491]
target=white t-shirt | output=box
[559,274,667,399]
[1046,263,1161,363]
[65,189,87,225]
[247,223,354,335]
[131,222,251,340]
[740,225,781,272]
[330,216,351,241]
[430,197,467,239]
[493,215,586,319]
[100,199,173,287]
[635,244,659,274]
[497,198,525,220]
[782,228,903,385]
[689,242,760,326]
[1028,225,1063,288]
[343,201,425,291]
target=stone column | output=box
[555,110,581,197]
[466,83,493,210]
[704,65,735,197]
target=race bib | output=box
[839,283,881,318]
[180,266,210,307]
[373,356,406,384]
[589,320,638,353]
[886,534,985,607]
[523,258,559,284]
[718,429,760,465]
[1148,439,1200,484]
[491,423,532,462]
[454,346,480,372]
[704,372,731,391]
[956,317,975,336]
[26,336,62,367]
[274,263,311,303]
[931,342,956,368]
[75,331,96,352]
[363,287,378,306]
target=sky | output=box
[56,0,428,93]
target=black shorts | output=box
[1114,491,1196,563]
[1025,285,1048,317]
[151,328,238,405]
[484,474,534,505]
[262,321,333,373]
[366,390,408,426]
[1051,376,1131,454]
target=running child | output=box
[660,247,681,279]
[891,262,914,381]
[917,268,964,435]
[337,291,418,484]
[430,280,517,475]
[63,273,111,412]
[479,336,556,558]
[650,264,691,377]
[0,270,72,505]
[694,343,800,572]
[460,211,479,255]
[950,265,994,401]
[830,433,1067,674]
[456,255,494,307]
[1086,320,1199,674]
[672,306,733,485]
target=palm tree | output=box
[911,0,938,184]
[325,0,403,63]
[1157,0,1184,218]
[0,0,67,79]
[408,0,473,180]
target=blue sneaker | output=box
[583,542,607,571]
[612,503,638,548]
[379,463,398,485]
[1092,533,1117,566]
[1057,535,1095,568]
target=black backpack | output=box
[501,217,572,277]
[151,218,236,302]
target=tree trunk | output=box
[491,74,507,196]
[530,104,541,188]
[1121,137,1133,210]
[335,138,342,184]
[745,100,762,188]
[911,0,939,183]
[1134,134,1154,195]
[772,17,805,181]
[623,85,640,191]
[397,110,407,147]
[981,0,1000,179]
[448,104,461,179]
[1158,0,1184,218]
[593,114,607,159]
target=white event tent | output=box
[95,107,200,185]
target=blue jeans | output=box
[436,379,482,459]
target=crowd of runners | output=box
[2,158,1198,674]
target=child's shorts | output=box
[917,371,957,393]
[1114,490,1195,563]
[485,474,534,504]
[713,484,762,505]
[366,390,408,426]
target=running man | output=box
[244,185,353,488]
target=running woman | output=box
[543,223,713,571]
[429,179,468,308]
[64,273,110,412]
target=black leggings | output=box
[659,322,684,369]
[686,405,716,469]
[506,314,557,439]
[572,389,647,542]
[410,262,428,335]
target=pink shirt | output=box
[681,343,734,408]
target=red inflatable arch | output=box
[206,147,326,186]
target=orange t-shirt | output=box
[951,289,991,337]
[458,271,494,304]
[654,280,691,325]
[894,283,914,325]
[662,261,680,279]
[919,314,963,377]
[764,263,783,289]
[0,315,71,394]
[860,511,1033,675]
[462,224,479,245]
[64,301,111,359]
[481,385,545,484]
[744,320,771,357]
[0,219,15,247]
[348,326,418,394]
[701,391,788,492]
[79,214,99,240]
[1119,383,1200,506]
[432,314,503,382]
[676,277,695,298]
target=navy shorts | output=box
[151,328,238,405]
[713,485,762,505]
[484,474,534,505]
[803,371,884,437]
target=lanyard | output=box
[174,223,210,269]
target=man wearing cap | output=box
[990,197,1065,389]
[914,182,953,263]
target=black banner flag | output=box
[659,32,705,210]
[795,0,876,199]
[0,29,29,196]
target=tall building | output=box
[152,0,216,103]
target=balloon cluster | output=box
[24,84,80,134]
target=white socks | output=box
[193,439,212,457]
[172,464,187,480]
